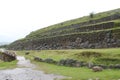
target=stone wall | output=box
[29,22,115,39]
[26,13,120,39]
[49,22,115,36]
[7,13,120,50]
[46,13,120,33]
[75,22,114,32]
[8,29,120,50]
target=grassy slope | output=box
[27,20,120,39]
[11,26,120,44]
[17,48,120,80]
[25,8,120,39]
[8,8,120,49]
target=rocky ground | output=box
[0,56,65,80]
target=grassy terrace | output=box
[26,8,120,39]
[26,19,120,39]
[8,25,120,49]
[10,9,120,43]
[17,48,120,80]
[25,27,120,41]
[9,27,120,44]
[28,9,120,33]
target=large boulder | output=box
[0,50,16,62]
[114,64,120,69]
[92,66,103,72]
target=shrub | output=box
[89,12,94,18]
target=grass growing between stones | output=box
[0,60,17,69]
[33,62,120,80]
[17,48,120,80]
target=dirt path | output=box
[0,56,65,80]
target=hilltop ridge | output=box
[8,8,120,50]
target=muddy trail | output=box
[0,56,65,80]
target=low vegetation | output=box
[0,60,17,69]
[17,48,120,80]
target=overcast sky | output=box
[0,0,120,42]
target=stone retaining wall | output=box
[8,29,120,50]
[29,22,115,39]
[7,13,120,50]
[46,14,120,33]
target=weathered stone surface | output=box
[58,59,83,67]
[92,66,103,72]
[34,57,43,62]
[114,64,120,69]
[44,58,57,64]
[0,50,16,62]
[7,13,120,50]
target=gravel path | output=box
[0,56,65,80]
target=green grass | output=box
[33,62,120,80]
[0,60,17,69]
[17,48,120,80]
[17,48,120,63]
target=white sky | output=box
[0,0,120,42]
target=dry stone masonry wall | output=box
[8,29,120,50]
[7,13,120,50]
[44,13,120,33]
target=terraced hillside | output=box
[8,8,120,50]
